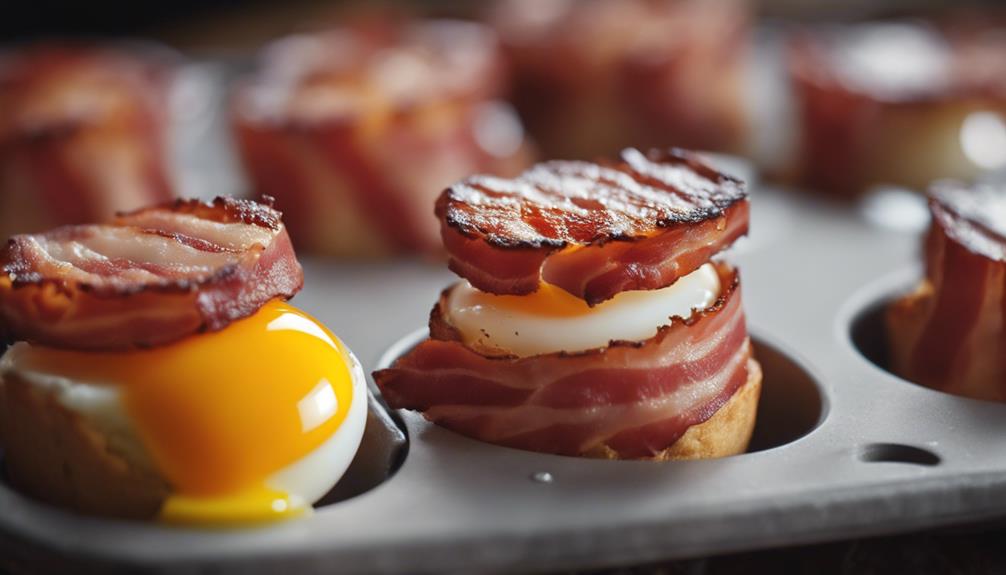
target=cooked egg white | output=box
[446,263,721,357]
[0,301,366,525]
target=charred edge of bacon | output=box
[116,196,283,231]
[436,147,748,304]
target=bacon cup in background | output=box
[232,19,534,258]
[887,182,1006,402]
[787,20,1006,198]
[0,197,368,524]
[375,148,760,460]
[490,0,749,161]
[0,45,176,240]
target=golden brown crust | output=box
[0,372,167,519]
[585,358,762,461]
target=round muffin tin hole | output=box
[849,295,894,374]
[314,392,409,509]
[858,443,941,466]
[746,338,826,453]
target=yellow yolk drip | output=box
[160,486,307,526]
[14,301,354,524]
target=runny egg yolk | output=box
[447,263,721,357]
[13,300,355,525]
[472,281,600,318]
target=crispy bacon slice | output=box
[374,264,752,458]
[437,148,748,305]
[0,197,303,351]
[888,182,1006,401]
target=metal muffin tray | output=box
[4,174,1006,574]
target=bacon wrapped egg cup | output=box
[490,0,749,160]
[0,45,175,240]
[787,20,1006,197]
[232,19,533,258]
[888,182,1006,402]
[375,149,759,459]
[0,197,366,524]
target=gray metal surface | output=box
[3,182,1006,574]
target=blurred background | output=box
[2,0,1004,42]
[1,0,1003,254]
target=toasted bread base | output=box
[0,355,761,519]
[0,372,168,519]
[586,358,762,461]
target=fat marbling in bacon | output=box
[0,196,302,351]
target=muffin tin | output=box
[3,177,1006,574]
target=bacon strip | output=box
[231,20,530,257]
[888,182,1006,401]
[787,21,1006,197]
[490,0,749,160]
[374,264,751,458]
[0,45,175,240]
[438,148,748,305]
[0,197,303,351]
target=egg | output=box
[0,300,366,525]
[445,263,721,357]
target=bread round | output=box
[0,372,167,519]
[586,358,762,461]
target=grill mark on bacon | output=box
[0,196,302,350]
[437,148,748,304]
[374,264,751,457]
